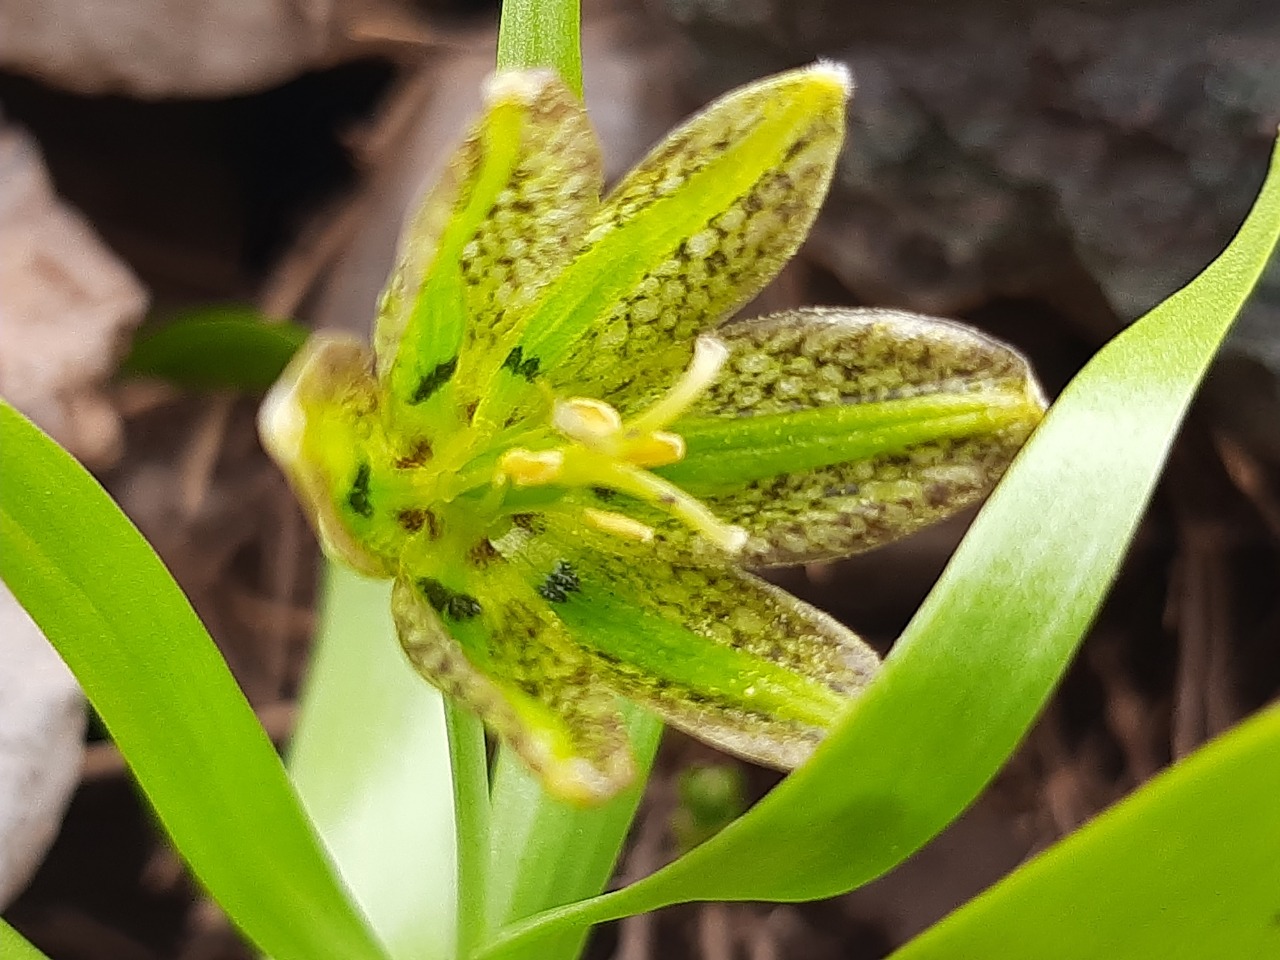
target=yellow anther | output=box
[582,508,655,543]
[491,335,740,552]
[499,448,565,486]
[552,397,623,446]
[623,431,685,468]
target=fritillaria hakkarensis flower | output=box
[260,64,1045,804]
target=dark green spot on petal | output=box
[417,577,482,620]
[501,345,541,382]
[468,539,502,567]
[511,513,545,533]
[536,560,582,603]
[394,439,433,468]
[396,508,426,532]
[346,463,373,518]
[410,357,458,404]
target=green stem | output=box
[496,0,583,97]
[446,700,492,959]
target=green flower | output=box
[259,64,1045,804]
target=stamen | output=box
[499,448,565,485]
[553,397,623,445]
[567,456,747,555]
[627,336,729,436]
[582,508,654,543]
[488,335,744,553]
[624,431,684,468]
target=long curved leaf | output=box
[0,920,51,960]
[890,702,1280,959]
[287,565,458,960]
[476,138,1280,958]
[0,403,387,960]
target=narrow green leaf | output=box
[0,403,387,960]
[891,702,1280,960]
[120,305,309,391]
[496,0,583,97]
[288,565,457,960]
[1,920,52,960]
[475,138,1280,959]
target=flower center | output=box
[495,337,748,553]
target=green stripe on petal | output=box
[477,63,850,426]
[378,70,601,439]
[659,308,1047,565]
[496,511,879,773]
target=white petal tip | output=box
[809,59,854,97]
[258,377,305,469]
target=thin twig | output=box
[698,903,736,960]
[177,394,235,518]
[1216,434,1280,540]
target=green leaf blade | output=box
[287,565,457,960]
[1,921,52,960]
[890,703,1280,960]
[0,404,387,960]
[476,136,1280,959]
[120,306,309,391]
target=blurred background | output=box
[1,0,1278,957]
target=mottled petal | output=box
[478,63,849,425]
[259,335,396,577]
[377,70,602,439]
[656,308,1047,565]
[392,574,633,806]
[494,509,879,772]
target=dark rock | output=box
[661,0,1279,337]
